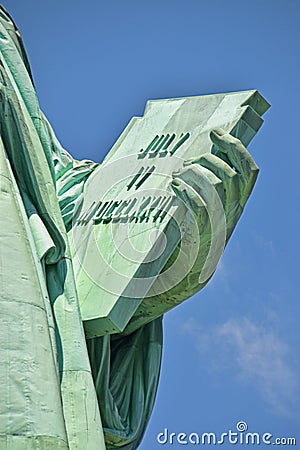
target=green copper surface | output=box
[70,90,269,337]
[0,4,269,450]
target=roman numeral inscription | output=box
[126,166,155,191]
[77,195,174,225]
[76,131,190,227]
[71,91,270,336]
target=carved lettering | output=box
[77,200,101,225]
[77,195,175,226]
[102,201,122,224]
[111,199,131,222]
[138,135,159,158]
[129,196,152,222]
[139,196,162,222]
[153,196,174,222]
[120,198,138,222]
[138,132,190,159]
[126,167,145,191]
[127,166,156,191]
[158,133,176,157]
[93,201,113,224]
[135,166,155,189]
[169,132,190,155]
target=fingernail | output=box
[211,128,225,137]
[171,179,181,187]
[183,158,194,167]
[172,169,181,177]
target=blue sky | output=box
[3,0,300,448]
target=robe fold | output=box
[0,5,162,449]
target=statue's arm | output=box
[0,8,163,448]
[39,112,100,231]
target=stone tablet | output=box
[70,90,269,337]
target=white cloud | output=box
[181,317,299,418]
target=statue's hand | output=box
[122,129,260,334]
[172,127,259,246]
[154,128,259,300]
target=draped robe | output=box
[0,6,162,449]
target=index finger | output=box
[210,128,259,206]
